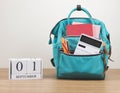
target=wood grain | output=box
[0,69,120,93]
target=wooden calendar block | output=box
[10,59,27,74]
[27,59,42,74]
[9,58,43,80]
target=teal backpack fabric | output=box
[49,6,111,80]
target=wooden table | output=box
[0,69,120,93]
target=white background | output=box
[0,0,120,68]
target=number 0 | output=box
[16,62,23,71]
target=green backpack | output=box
[49,5,111,80]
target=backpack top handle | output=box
[67,5,94,25]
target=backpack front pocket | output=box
[58,51,105,79]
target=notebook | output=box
[92,25,100,38]
[66,24,93,36]
[67,22,100,38]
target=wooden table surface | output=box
[0,69,120,93]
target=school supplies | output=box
[74,34,102,55]
[93,25,100,38]
[66,24,93,36]
[72,22,100,38]
[61,38,70,54]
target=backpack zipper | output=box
[60,49,103,57]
